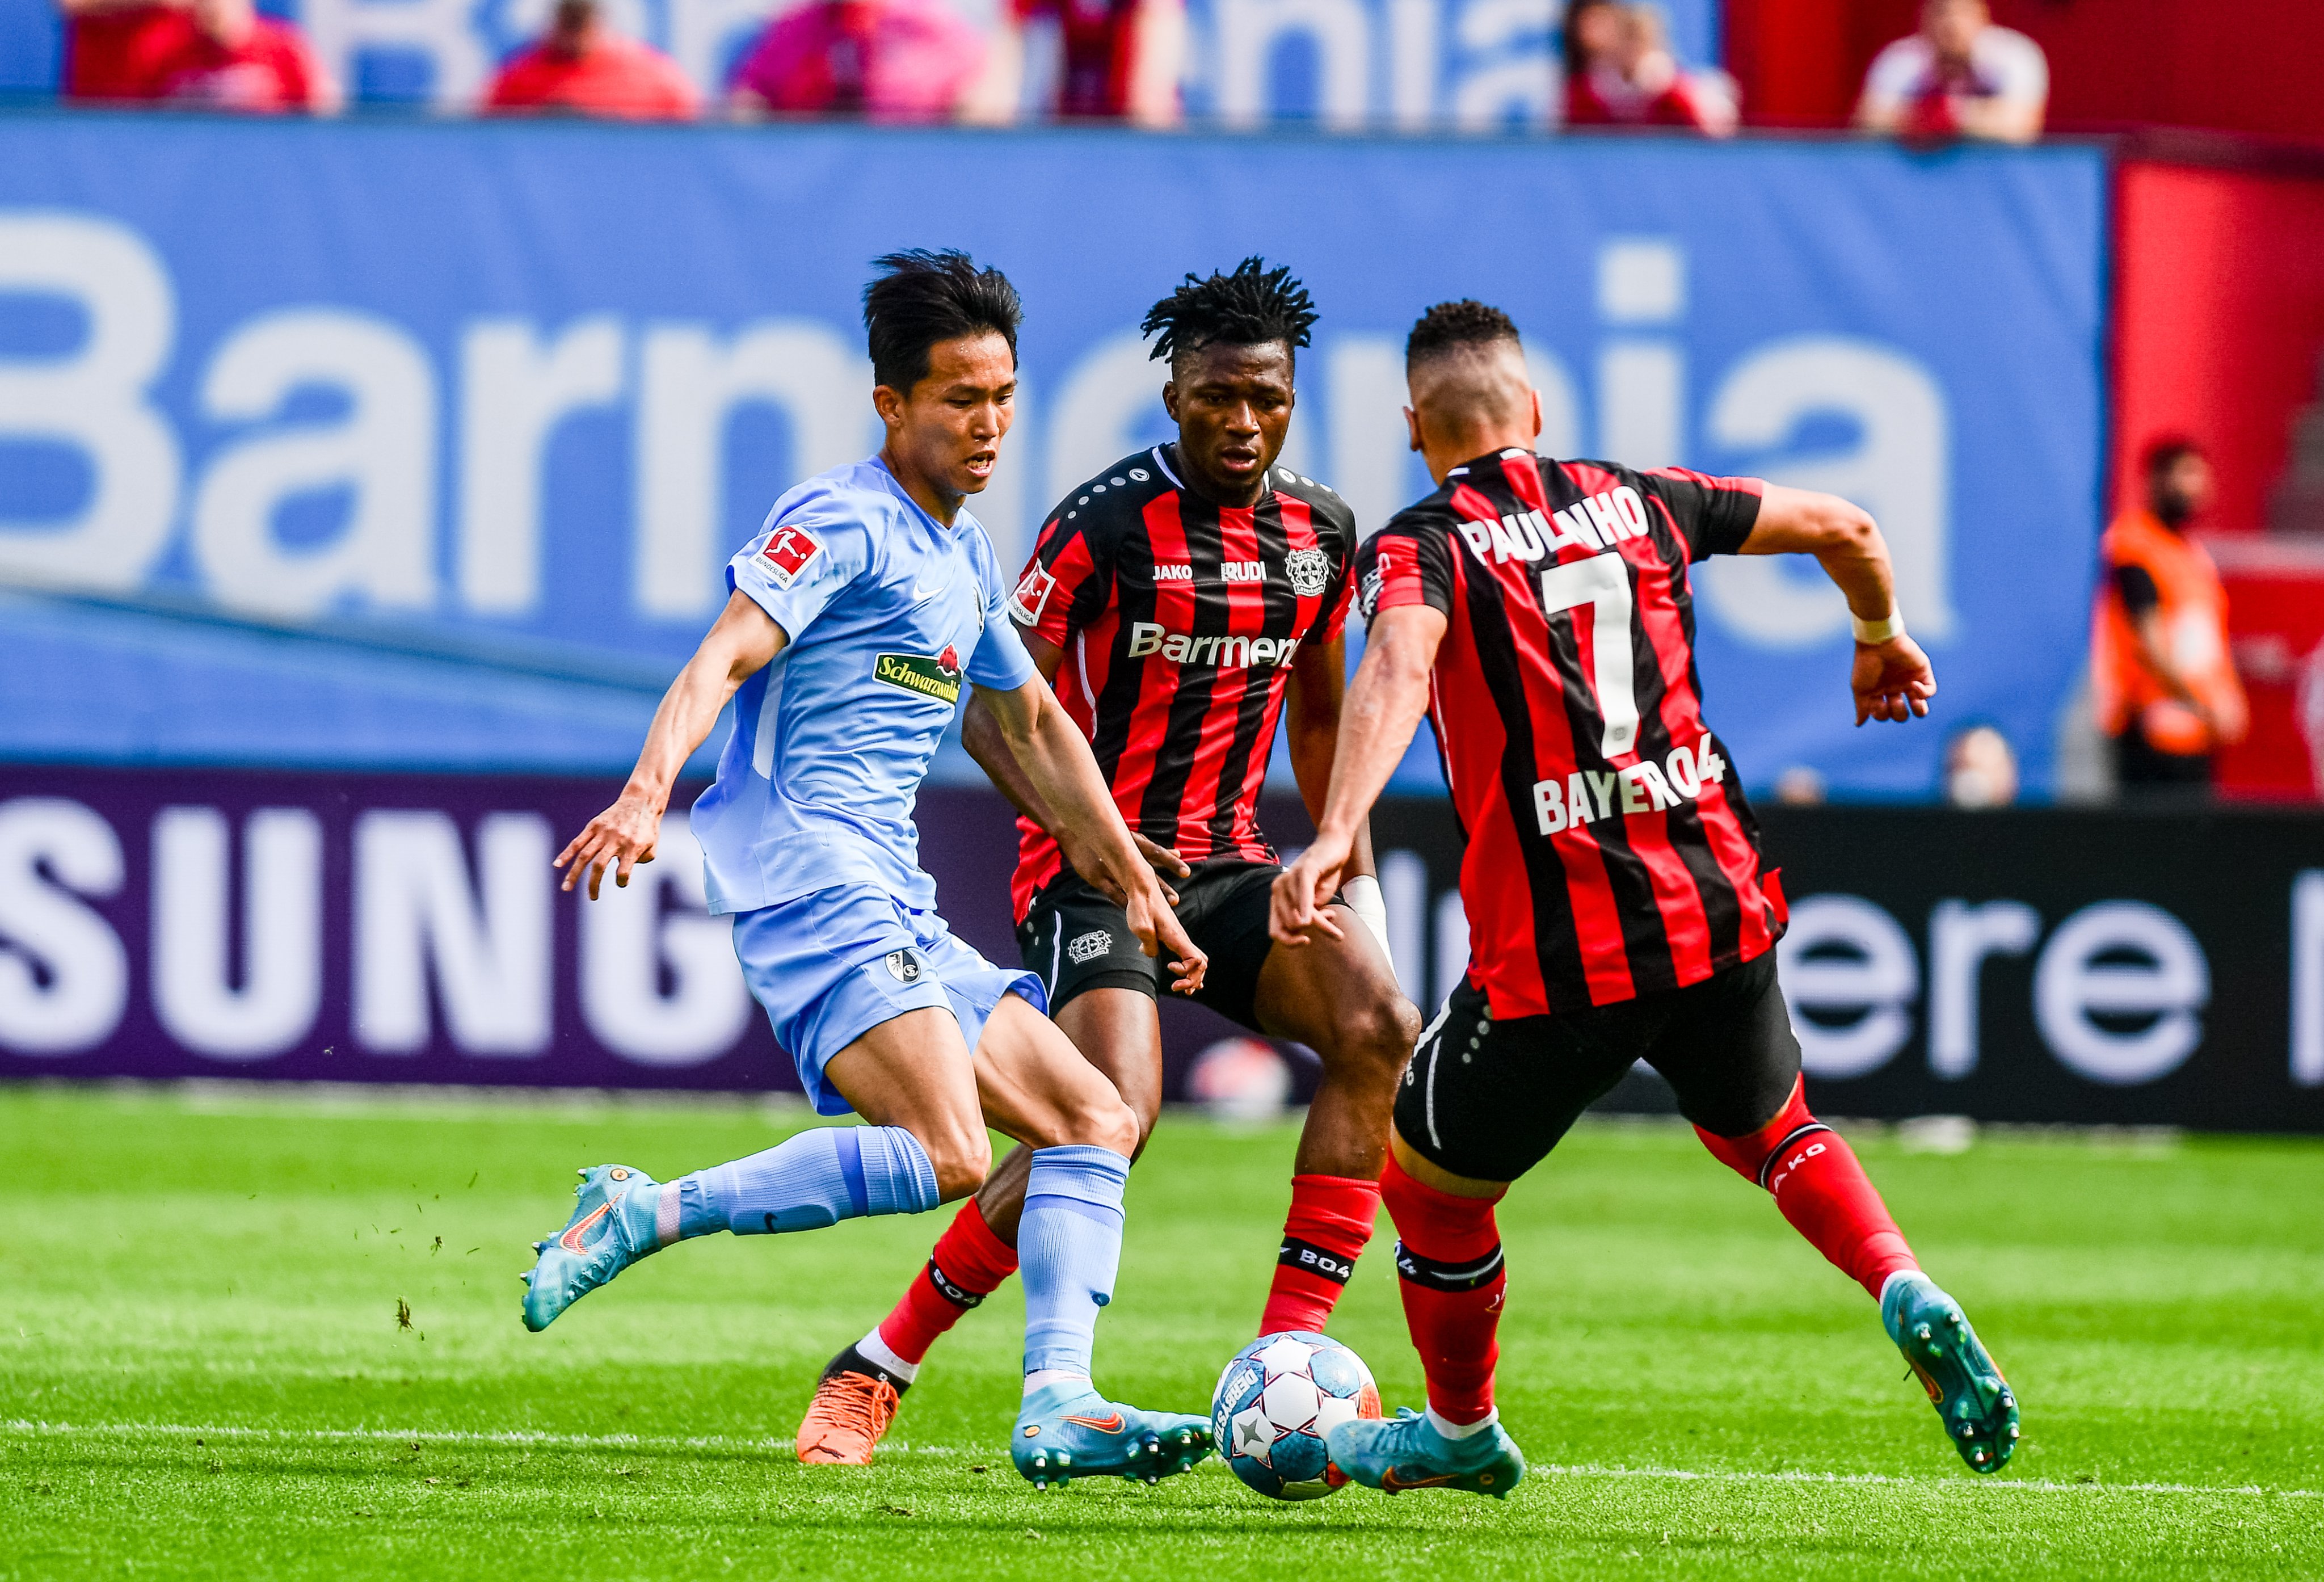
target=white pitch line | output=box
[1528,1462,2321,1501]
[1,1420,957,1457]
[7,1421,2314,1501]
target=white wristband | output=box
[1851,608,1905,645]
[1336,874,1396,979]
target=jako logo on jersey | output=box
[1458,487,1653,566]
[1284,548,1332,598]
[1154,563,1194,582]
[1008,564,1056,624]
[1533,734,1729,834]
[761,524,825,588]
[872,650,963,705]
[1125,622,1302,668]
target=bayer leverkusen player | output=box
[795,259,1423,1464]
[1274,300,2019,1499]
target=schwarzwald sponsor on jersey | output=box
[872,645,962,705]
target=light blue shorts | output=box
[730,885,1046,1117]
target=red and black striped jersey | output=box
[1358,448,1784,1016]
[1004,445,1358,921]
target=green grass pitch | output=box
[4,1084,2321,1579]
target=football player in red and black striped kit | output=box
[1275,300,2019,1497]
[795,259,1421,1462]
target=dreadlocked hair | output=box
[1140,256,1319,369]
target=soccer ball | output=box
[1211,1331,1382,1500]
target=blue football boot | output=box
[1011,1381,1213,1488]
[520,1164,664,1332]
[1325,1408,1526,1499]
[1882,1272,2019,1474]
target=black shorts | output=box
[1395,951,1801,1183]
[1017,857,1281,1032]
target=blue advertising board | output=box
[0,116,2104,796]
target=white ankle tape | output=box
[857,1328,919,1384]
[1426,1407,1498,1440]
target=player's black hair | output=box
[2141,432,2205,479]
[863,249,1022,394]
[1140,256,1319,372]
[1405,300,1522,369]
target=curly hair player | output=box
[795,259,1423,1465]
[1274,300,2018,1497]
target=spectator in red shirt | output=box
[144,0,338,112]
[962,0,1182,124]
[56,0,189,102]
[1565,3,1734,135]
[1856,0,2047,145]
[726,0,984,121]
[485,0,700,121]
[1559,0,1622,114]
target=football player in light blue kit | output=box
[523,251,1215,1486]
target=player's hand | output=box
[555,790,663,899]
[1851,634,1937,726]
[1124,874,1207,995]
[1058,827,1188,908]
[2205,690,2250,747]
[1132,831,1193,890]
[1270,832,1352,947]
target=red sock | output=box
[1696,1076,1919,1300]
[1379,1151,1507,1425]
[874,1200,1020,1365]
[1258,1174,1382,1336]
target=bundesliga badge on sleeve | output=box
[761,524,825,588]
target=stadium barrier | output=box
[3,769,2319,1132]
[0,0,1718,125]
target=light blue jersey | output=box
[692,456,1037,918]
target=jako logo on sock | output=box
[1770,1142,1826,1195]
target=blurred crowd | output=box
[48,0,2048,140]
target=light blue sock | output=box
[1018,1145,1131,1378]
[668,1126,940,1239]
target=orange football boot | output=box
[796,1359,903,1465]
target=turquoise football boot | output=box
[1882,1272,2019,1474]
[1011,1382,1213,1488]
[1325,1408,1525,1499]
[520,1164,664,1332]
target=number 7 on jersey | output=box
[1541,553,1640,758]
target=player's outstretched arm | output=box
[1286,635,1392,963]
[977,674,1208,992]
[1740,484,1938,727]
[555,591,785,899]
[959,631,1189,903]
[1271,605,1446,946]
